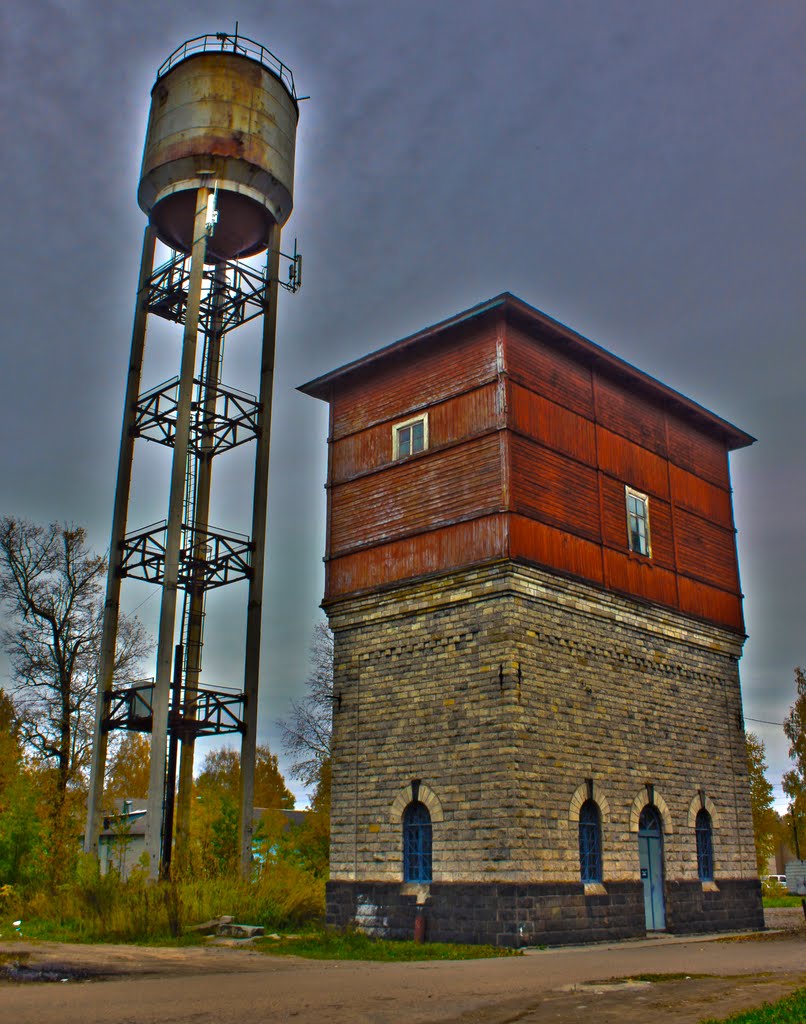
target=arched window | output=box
[578,799,603,883]
[695,808,714,881]
[403,801,432,883]
[639,804,662,836]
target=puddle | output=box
[561,979,652,994]
[0,960,107,984]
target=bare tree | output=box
[280,620,333,789]
[0,517,150,805]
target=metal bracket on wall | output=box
[276,239,302,293]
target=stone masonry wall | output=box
[325,561,760,936]
[325,878,762,947]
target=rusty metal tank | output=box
[138,34,299,262]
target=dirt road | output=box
[1,916,804,1024]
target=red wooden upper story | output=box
[299,294,754,633]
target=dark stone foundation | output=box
[326,878,764,947]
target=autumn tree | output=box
[192,744,294,876]
[0,517,150,807]
[745,732,778,875]
[782,666,806,858]
[0,689,21,785]
[195,745,295,809]
[0,688,44,886]
[280,620,333,806]
[104,732,151,801]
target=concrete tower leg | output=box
[145,187,210,879]
[239,225,282,876]
[173,262,228,874]
[84,225,157,856]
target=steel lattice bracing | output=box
[146,254,268,335]
[87,229,283,879]
[134,378,261,455]
[104,681,245,737]
[120,522,253,590]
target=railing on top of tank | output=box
[156,32,297,99]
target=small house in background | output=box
[98,799,148,878]
[88,801,308,878]
[300,292,764,946]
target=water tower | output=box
[84,32,302,878]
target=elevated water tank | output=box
[138,34,299,262]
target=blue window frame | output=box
[639,805,662,835]
[578,799,603,883]
[696,809,714,881]
[403,801,432,882]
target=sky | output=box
[3,1,804,809]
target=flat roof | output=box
[298,292,755,451]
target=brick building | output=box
[299,293,763,946]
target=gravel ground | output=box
[0,910,802,1023]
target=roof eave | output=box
[297,293,510,401]
[298,292,755,452]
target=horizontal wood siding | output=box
[510,436,601,541]
[596,425,669,500]
[606,552,680,606]
[678,576,744,632]
[603,549,679,608]
[330,434,502,555]
[325,514,507,599]
[321,307,747,632]
[674,508,740,592]
[669,463,733,529]
[510,514,604,584]
[330,326,499,440]
[594,374,667,457]
[509,382,597,465]
[505,325,594,418]
[331,383,499,484]
[667,415,730,489]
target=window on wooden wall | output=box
[625,487,651,557]
[393,413,428,460]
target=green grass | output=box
[700,987,806,1023]
[762,894,805,909]
[254,928,522,961]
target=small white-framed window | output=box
[393,413,428,460]
[625,486,651,557]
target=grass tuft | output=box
[254,928,521,961]
[762,894,805,909]
[700,987,806,1023]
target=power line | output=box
[129,589,158,615]
[745,717,784,727]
